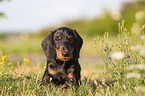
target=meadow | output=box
[1,21,145,95]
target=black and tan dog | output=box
[41,27,83,86]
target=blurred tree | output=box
[39,1,145,37]
[64,11,118,36]
[120,1,145,33]
[82,11,118,36]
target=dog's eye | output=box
[67,36,73,41]
[55,36,61,41]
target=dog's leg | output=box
[76,62,81,86]
[40,69,50,86]
[41,61,53,86]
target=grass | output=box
[0,59,142,96]
[0,57,128,96]
[0,57,106,96]
[1,21,145,95]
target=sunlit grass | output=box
[0,55,107,96]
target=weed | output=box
[95,20,145,95]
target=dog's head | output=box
[41,27,83,61]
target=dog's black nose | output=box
[62,52,69,57]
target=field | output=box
[1,21,145,95]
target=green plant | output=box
[95,20,145,94]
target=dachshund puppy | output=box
[41,27,83,86]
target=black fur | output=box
[41,27,83,86]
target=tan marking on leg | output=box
[67,73,74,78]
[49,69,56,75]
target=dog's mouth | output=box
[56,49,73,61]
[62,56,71,61]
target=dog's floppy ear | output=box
[73,30,83,59]
[41,31,56,61]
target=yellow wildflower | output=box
[1,56,7,61]
[24,58,29,63]
[0,59,4,64]
[0,59,2,62]
[0,61,4,64]
[122,20,125,22]
[8,62,12,65]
